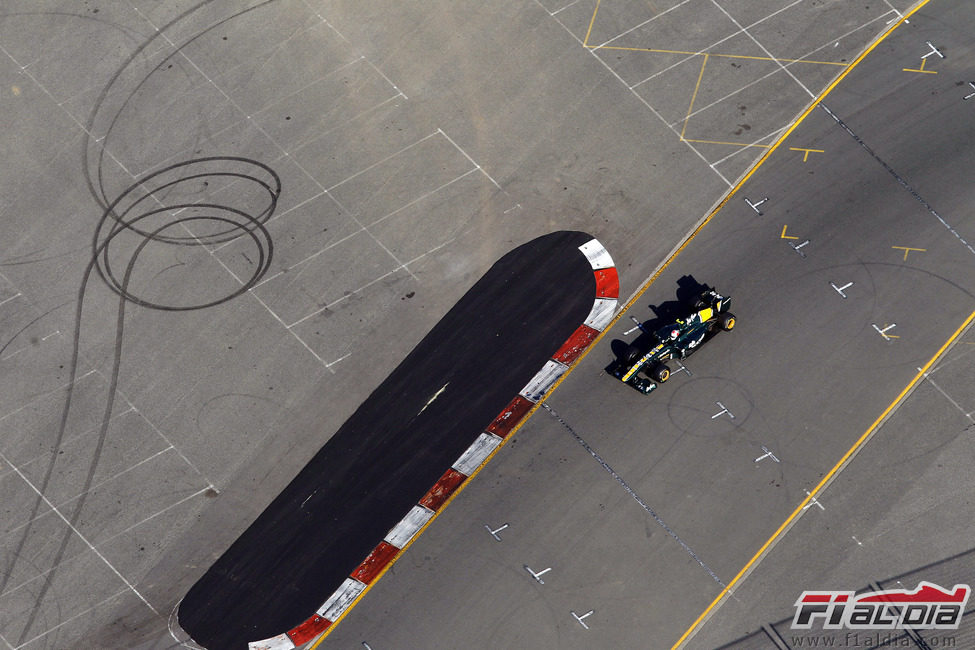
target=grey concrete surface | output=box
[325,2,975,649]
[0,0,928,649]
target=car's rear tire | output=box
[623,344,641,364]
[719,312,736,331]
[648,363,670,383]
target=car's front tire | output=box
[648,363,670,383]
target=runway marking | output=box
[780,225,798,240]
[820,103,975,258]
[708,0,815,100]
[670,3,937,646]
[892,245,926,261]
[572,609,595,629]
[0,291,21,308]
[680,54,709,141]
[605,45,845,68]
[541,403,727,589]
[903,57,938,74]
[582,0,600,47]
[789,147,824,162]
[830,280,853,299]
[537,0,733,187]
[676,305,975,647]
[872,323,899,340]
[682,138,770,149]
[802,490,824,511]
[0,448,160,616]
[12,588,130,650]
[745,197,768,215]
[917,367,975,424]
[584,4,901,159]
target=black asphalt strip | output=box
[178,230,598,649]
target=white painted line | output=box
[384,505,434,548]
[711,401,734,420]
[534,0,732,188]
[0,369,98,423]
[324,191,419,282]
[524,565,552,584]
[438,128,501,190]
[572,609,595,629]
[13,588,130,649]
[111,380,214,485]
[830,281,853,298]
[550,0,581,16]
[0,450,160,615]
[709,0,816,99]
[629,0,804,89]
[745,197,768,215]
[50,445,177,509]
[594,0,696,49]
[325,352,353,369]
[484,522,509,541]
[363,57,407,99]
[872,323,897,341]
[326,132,440,192]
[0,291,21,308]
[95,486,213,549]
[368,167,479,229]
[541,403,726,587]
[917,368,975,424]
[883,1,907,24]
[803,489,825,511]
[755,445,780,463]
[922,40,944,59]
[453,432,502,476]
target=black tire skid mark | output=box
[5,2,286,644]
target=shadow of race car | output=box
[613,289,735,394]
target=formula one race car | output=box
[614,289,735,394]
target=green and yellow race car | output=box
[614,289,735,394]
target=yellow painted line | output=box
[583,0,600,48]
[681,54,709,141]
[672,3,938,647]
[590,45,847,67]
[892,245,926,261]
[789,146,825,162]
[673,312,975,650]
[312,3,932,648]
[780,225,798,240]
[683,138,771,149]
[903,57,937,74]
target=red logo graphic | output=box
[792,582,970,630]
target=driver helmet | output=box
[669,328,679,340]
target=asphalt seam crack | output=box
[820,102,975,257]
[541,402,728,590]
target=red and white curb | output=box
[249,238,618,650]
